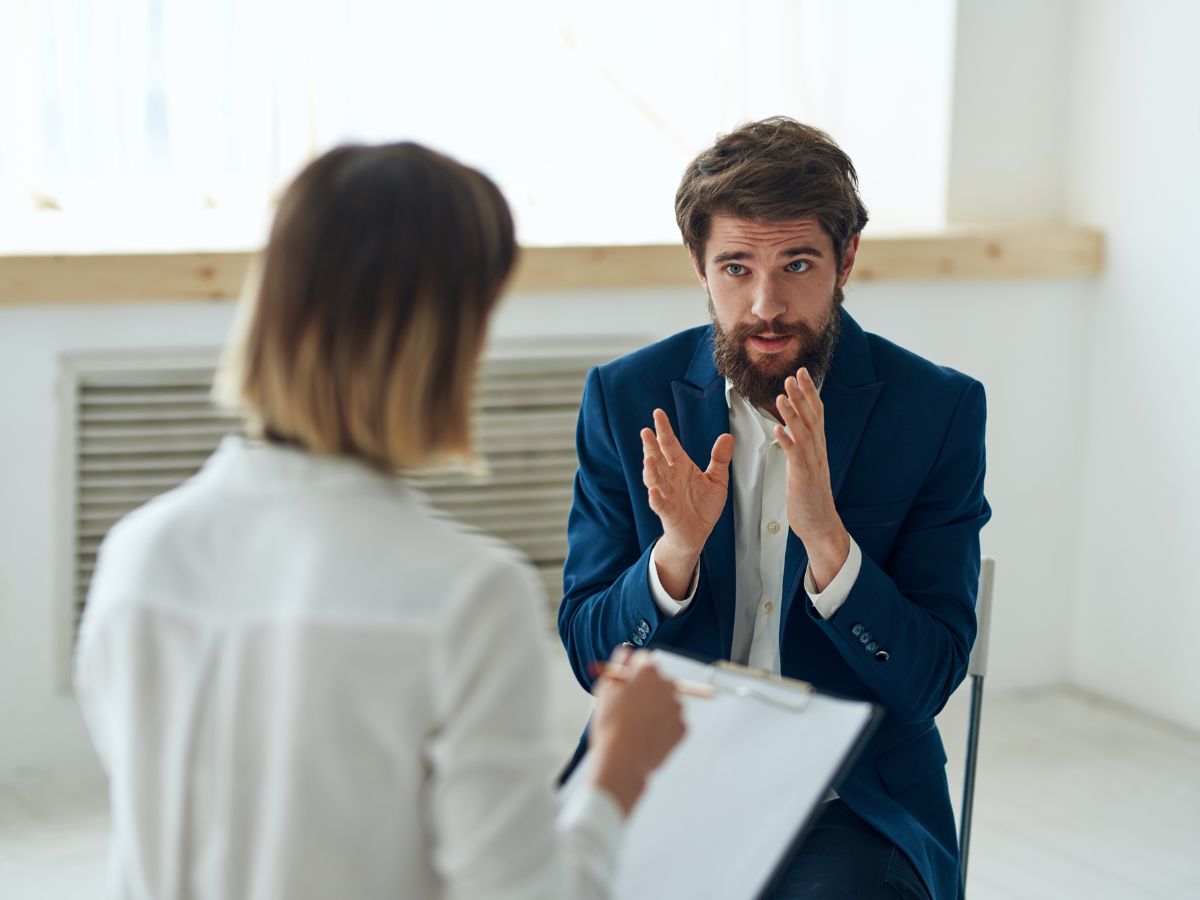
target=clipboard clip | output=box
[705,660,814,711]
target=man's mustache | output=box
[727,320,818,340]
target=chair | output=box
[958,556,996,897]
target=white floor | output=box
[2,643,1198,899]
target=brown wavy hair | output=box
[675,117,869,268]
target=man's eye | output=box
[786,260,811,273]
[724,263,747,276]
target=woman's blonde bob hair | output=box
[217,142,516,472]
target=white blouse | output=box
[75,436,622,900]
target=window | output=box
[0,0,956,253]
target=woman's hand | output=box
[588,647,687,816]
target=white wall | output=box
[1062,0,1200,731]
[0,302,235,789]
[947,0,1073,223]
[945,0,1200,731]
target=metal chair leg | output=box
[959,673,985,895]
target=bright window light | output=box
[0,0,957,252]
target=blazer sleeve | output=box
[558,368,673,691]
[808,379,991,723]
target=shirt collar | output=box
[724,376,825,442]
[724,379,782,444]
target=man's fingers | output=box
[783,376,818,431]
[778,384,822,448]
[641,427,665,466]
[774,398,814,468]
[642,456,659,489]
[652,409,685,464]
[791,368,823,420]
[705,433,735,478]
[774,423,797,453]
[775,392,805,440]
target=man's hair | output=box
[217,142,516,472]
[675,117,869,267]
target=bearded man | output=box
[558,117,991,900]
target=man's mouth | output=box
[746,333,795,354]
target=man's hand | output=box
[641,408,734,599]
[774,368,850,591]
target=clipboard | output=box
[562,648,882,900]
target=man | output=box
[558,117,990,900]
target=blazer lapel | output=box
[671,330,737,657]
[782,310,883,622]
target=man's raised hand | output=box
[641,408,733,599]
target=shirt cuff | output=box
[647,540,699,617]
[804,537,862,620]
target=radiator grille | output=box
[63,340,642,644]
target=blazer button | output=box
[630,633,645,647]
[866,642,878,652]
[874,650,890,662]
[859,632,872,644]
[852,624,864,637]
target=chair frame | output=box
[958,557,996,898]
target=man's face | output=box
[698,214,858,412]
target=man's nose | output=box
[749,281,788,323]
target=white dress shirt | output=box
[75,436,623,900]
[649,381,862,673]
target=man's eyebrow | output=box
[710,246,824,265]
[781,245,824,258]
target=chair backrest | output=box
[968,558,996,678]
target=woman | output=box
[74,143,685,899]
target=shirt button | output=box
[763,601,774,614]
[767,521,781,535]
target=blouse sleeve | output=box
[426,553,623,900]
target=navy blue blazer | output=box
[558,309,990,900]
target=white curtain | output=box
[0,0,956,249]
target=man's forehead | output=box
[706,214,829,255]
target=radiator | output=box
[56,337,644,681]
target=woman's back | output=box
[76,436,608,899]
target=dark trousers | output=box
[761,800,932,900]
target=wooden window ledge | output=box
[0,224,1103,306]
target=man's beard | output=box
[709,287,843,413]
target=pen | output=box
[587,661,716,699]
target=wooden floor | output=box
[2,643,1198,899]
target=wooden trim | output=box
[851,225,1105,282]
[0,225,1104,306]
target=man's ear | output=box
[838,235,861,288]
